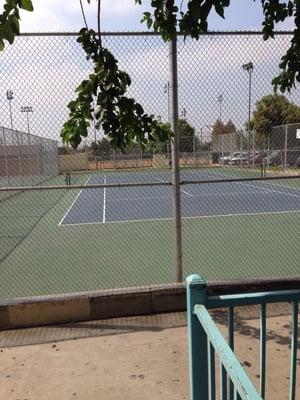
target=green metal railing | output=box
[187,274,300,400]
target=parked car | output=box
[230,152,249,165]
[286,150,300,166]
[263,150,300,166]
[249,151,267,165]
[227,152,241,165]
[219,153,232,165]
[262,150,281,166]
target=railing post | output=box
[187,274,208,400]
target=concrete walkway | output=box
[0,310,297,400]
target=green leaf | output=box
[3,23,14,44]
[19,0,34,11]
[0,39,4,51]
[214,3,225,19]
[9,15,20,35]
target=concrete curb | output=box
[0,283,186,329]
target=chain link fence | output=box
[0,32,300,299]
[0,126,58,200]
[215,123,300,171]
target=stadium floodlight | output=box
[181,108,187,118]
[6,90,14,130]
[21,106,33,134]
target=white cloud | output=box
[15,0,146,32]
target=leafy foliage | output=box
[61,28,171,149]
[149,119,197,154]
[252,94,300,143]
[0,0,33,51]
[211,119,237,136]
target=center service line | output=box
[102,175,107,223]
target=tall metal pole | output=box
[164,82,170,123]
[248,70,252,158]
[6,90,14,130]
[218,94,223,123]
[284,124,288,172]
[242,62,253,163]
[21,106,33,134]
[169,34,183,282]
[26,111,30,134]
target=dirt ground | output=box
[0,309,298,400]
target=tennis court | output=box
[1,167,300,299]
[60,169,300,226]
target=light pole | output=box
[217,94,223,122]
[21,106,33,134]
[6,90,14,130]
[242,62,254,159]
[217,95,224,163]
[164,81,170,122]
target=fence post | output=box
[15,130,24,186]
[35,135,42,183]
[187,274,208,400]
[240,130,243,166]
[169,34,183,283]
[193,135,196,168]
[267,132,270,171]
[252,130,255,166]
[284,124,288,172]
[2,127,10,186]
[26,132,33,184]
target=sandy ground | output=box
[0,309,299,400]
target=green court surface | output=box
[0,168,300,299]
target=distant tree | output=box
[149,119,197,154]
[211,120,227,137]
[252,94,300,146]
[224,119,237,134]
[178,119,196,152]
[211,119,237,155]
[91,138,112,156]
[211,119,237,137]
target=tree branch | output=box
[79,0,88,29]
[97,0,102,48]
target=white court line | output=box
[102,175,107,224]
[158,177,192,197]
[236,181,300,198]
[105,188,274,203]
[59,209,300,227]
[181,189,192,197]
[58,176,92,226]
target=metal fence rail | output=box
[187,275,300,400]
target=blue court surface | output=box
[59,170,300,226]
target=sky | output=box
[10,0,294,33]
[0,1,297,145]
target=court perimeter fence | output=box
[0,126,58,201]
[1,31,300,303]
